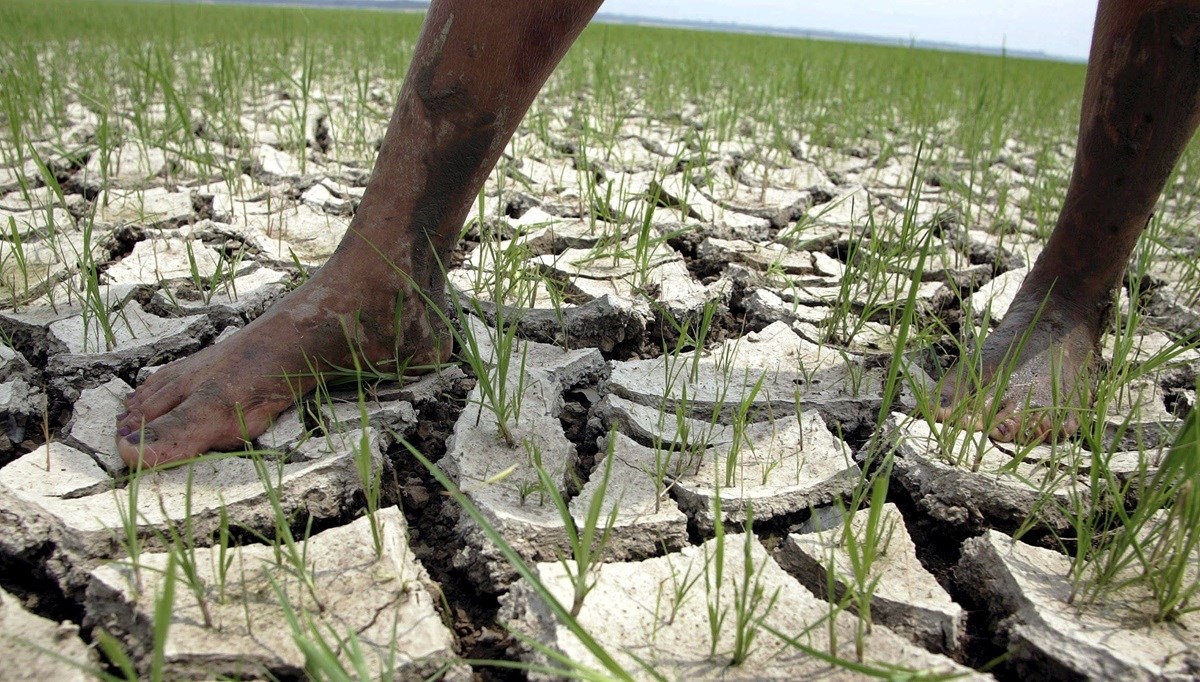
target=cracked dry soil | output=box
[1,68,1198,681]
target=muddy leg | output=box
[117,0,602,466]
[938,0,1200,443]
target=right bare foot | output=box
[936,284,1104,444]
[115,250,450,468]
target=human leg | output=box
[117,0,602,466]
[938,0,1200,442]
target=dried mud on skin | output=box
[1,83,1198,680]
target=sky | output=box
[595,0,1098,62]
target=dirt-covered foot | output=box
[115,254,451,468]
[936,288,1104,444]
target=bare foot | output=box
[115,250,450,468]
[936,286,1104,444]
[113,0,610,468]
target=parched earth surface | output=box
[1,87,1199,680]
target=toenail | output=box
[996,422,1011,438]
[126,392,136,400]
[125,429,156,445]
[116,412,128,421]
[117,425,132,438]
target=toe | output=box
[934,369,990,427]
[117,409,217,468]
[1061,413,1080,439]
[988,412,1019,443]
[934,385,994,434]
[1029,415,1056,444]
[933,392,958,424]
[119,376,193,433]
[121,367,186,420]
[117,401,238,468]
[988,408,1076,445]
[1030,411,1079,444]
[117,391,290,468]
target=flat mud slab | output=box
[499,533,984,680]
[0,586,94,681]
[957,530,1200,680]
[85,507,466,680]
[2,299,216,402]
[569,432,690,559]
[442,321,612,589]
[885,413,1088,534]
[0,344,44,464]
[0,431,382,597]
[775,503,965,654]
[605,320,885,434]
[443,373,578,590]
[63,376,133,474]
[608,321,858,406]
[596,393,860,530]
[146,262,291,327]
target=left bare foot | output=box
[936,285,1101,444]
[116,246,451,468]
